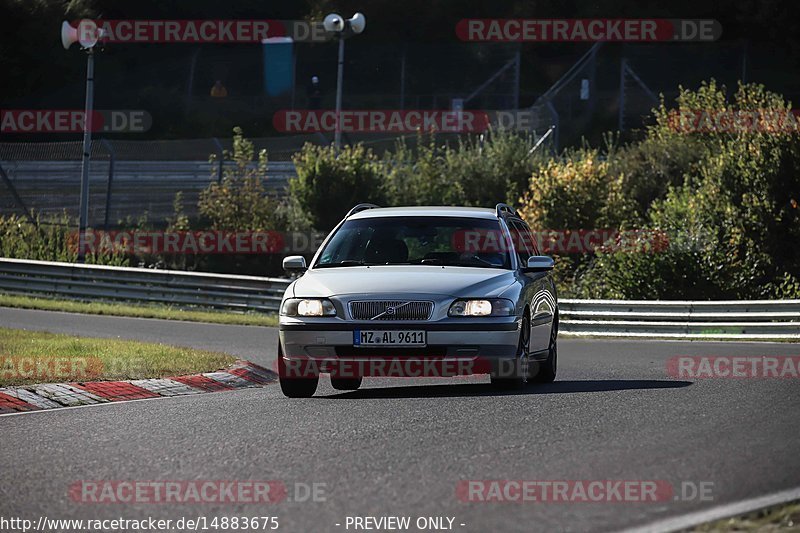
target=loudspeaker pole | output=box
[77,48,94,263]
[63,19,102,263]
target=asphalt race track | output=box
[1,306,799,532]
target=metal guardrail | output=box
[559,299,800,340]
[0,258,289,313]
[0,258,798,339]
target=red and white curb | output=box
[0,360,275,415]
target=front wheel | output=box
[331,377,362,391]
[280,376,318,398]
[491,315,530,389]
[277,343,318,398]
[531,316,557,384]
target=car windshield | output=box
[315,216,512,269]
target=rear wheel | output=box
[491,314,530,389]
[277,343,318,398]
[531,315,557,384]
[330,377,363,391]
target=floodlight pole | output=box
[77,49,95,263]
[334,34,345,152]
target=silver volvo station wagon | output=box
[277,203,558,397]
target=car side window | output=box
[519,220,540,256]
[509,219,533,265]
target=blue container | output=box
[262,37,294,96]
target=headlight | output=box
[448,299,515,317]
[281,298,337,317]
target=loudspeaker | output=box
[348,13,366,34]
[61,20,100,50]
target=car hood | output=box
[291,265,516,298]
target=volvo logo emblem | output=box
[367,302,412,320]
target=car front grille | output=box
[349,300,433,321]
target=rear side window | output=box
[519,220,539,255]
[508,219,538,264]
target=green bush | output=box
[384,130,545,208]
[567,81,800,299]
[187,128,286,275]
[289,131,545,228]
[0,213,129,266]
[604,132,708,226]
[199,127,284,231]
[291,143,386,231]
[382,135,462,206]
[518,147,611,229]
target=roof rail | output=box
[495,203,517,218]
[345,203,381,218]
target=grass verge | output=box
[0,326,237,387]
[691,500,800,532]
[0,293,278,327]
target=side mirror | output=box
[282,255,307,274]
[525,255,554,272]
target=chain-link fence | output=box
[0,137,307,227]
[526,41,800,148]
[0,132,492,227]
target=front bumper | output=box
[279,318,522,378]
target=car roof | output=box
[348,206,499,220]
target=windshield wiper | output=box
[316,260,371,268]
[418,258,503,268]
[419,258,455,265]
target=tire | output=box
[531,314,557,384]
[331,377,363,391]
[491,314,530,389]
[277,343,318,398]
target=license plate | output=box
[354,330,426,347]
